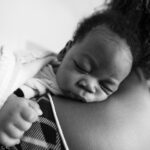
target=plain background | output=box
[0,0,104,53]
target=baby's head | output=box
[56,9,141,102]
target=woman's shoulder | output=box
[135,67,150,92]
[53,70,150,150]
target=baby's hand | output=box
[0,94,42,147]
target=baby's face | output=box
[56,26,132,102]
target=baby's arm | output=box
[0,94,42,147]
[18,55,61,99]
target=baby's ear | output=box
[57,40,73,62]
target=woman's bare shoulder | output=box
[53,71,150,150]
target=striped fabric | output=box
[0,94,69,150]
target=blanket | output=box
[0,46,55,108]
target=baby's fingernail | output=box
[36,116,40,122]
[16,140,20,144]
[37,109,43,115]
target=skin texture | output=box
[54,69,150,150]
[56,25,132,102]
[0,94,42,147]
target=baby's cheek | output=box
[66,70,80,82]
[58,70,76,90]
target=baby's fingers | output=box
[13,116,32,131]
[0,132,20,147]
[20,102,41,123]
[4,124,24,139]
[28,101,43,116]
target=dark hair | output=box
[106,0,150,79]
[138,0,150,79]
[59,0,150,78]
[71,1,142,67]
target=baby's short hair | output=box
[72,8,141,67]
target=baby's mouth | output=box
[65,91,87,102]
[69,92,84,101]
[62,89,91,102]
[62,90,80,100]
[70,90,90,102]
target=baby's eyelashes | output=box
[73,59,91,74]
[99,81,117,95]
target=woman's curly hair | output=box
[139,0,150,79]
[108,0,150,79]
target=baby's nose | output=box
[77,79,97,93]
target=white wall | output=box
[0,0,104,53]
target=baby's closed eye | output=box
[73,59,91,74]
[99,80,118,95]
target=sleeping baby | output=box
[0,2,142,147]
